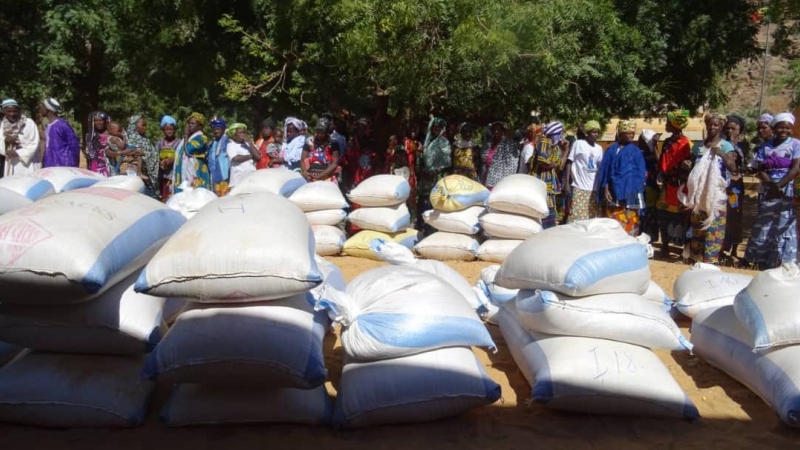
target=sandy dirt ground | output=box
[0,256,797,450]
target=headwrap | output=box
[93,111,109,121]
[315,117,331,132]
[43,98,61,113]
[210,117,227,129]
[227,122,247,138]
[705,112,726,124]
[771,112,796,127]
[1,99,18,110]
[543,121,564,143]
[617,119,637,133]
[584,120,601,132]
[187,112,206,127]
[160,115,177,128]
[757,113,774,125]
[261,117,275,129]
[667,110,690,130]
[726,115,746,133]
[285,116,305,133]
[526,122,543,136]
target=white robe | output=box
[0,117,41,176]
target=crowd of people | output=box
[1,96,799,270]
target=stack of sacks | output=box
[673,263,753,318]
[289,181,349,256]
[135,193,336,427]
[314,266,500,428]
[228,168,307,197]
[370,239,488,318]
[0,175,55,201]
[692,264,800,427]
[30,167,104,193]
[166,182,218,220]
[93,175,145,193]
[0,187,186,427]
[479,174,548,263]
[344,175,417,258]
[494,219,698,419]
[415,175,488,261]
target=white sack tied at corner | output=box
[691,305,800,428]
[515,290,691,351]
[673,263,752,318]
[135,192,322,302]
[0,175,55,201]
[495,218,650,297]
[166,182,218,219]
[313,265,495,360]
[31,167,104,193]
[733,263,800,352]
[227,168,307,197]
[0,187,186,305]
[346,174,410,207]
[0,271,167,354]
[369,239,485,314]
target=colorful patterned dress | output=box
[173,132,211,193]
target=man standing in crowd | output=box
[0,98,41,177]
[40,98,80,168]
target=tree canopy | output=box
[0,0,760,134]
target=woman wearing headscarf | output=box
[226,123,261,188]
[156,115,179,200]
[207,117,231,196]
[741,112,800,269]
[481,121,520,190]
[721,115,749,262]
[564,120,603,223]
[755,113,774,146]
[283,117,307,172]
[596,119,646,236]
[301,116,340,183]
[254,117,275,170]
[84,111,111,176]
[40,98,80,168]
[452,123,481,181]
[685,113,738,265]
[527,121,565,227]
[639,129,662,241]
[123,115,159,198]
[655,110,692,258]
[417,117,453,229]
[172,112,211,193]
[0,99,41,177]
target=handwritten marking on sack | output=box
[218,203,246,214]
[590,347,637,380]
[0,218,54,265]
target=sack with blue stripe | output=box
[473,264,519,324]
[32,167,103,193]
[0,272,168,355]
[0,175,55,200]
[733,263,800,352]
[499,305,699,419]
[0,187,185,305]
[692,305,800,427]
[315,265,495,360]
[135,193,322,302]
[143,293,329,389]
[429,175,489,212]
[495,218,650,297]
[334,346,501,428]
[515,290,691,351]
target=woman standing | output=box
[417,117,452,229]
[526,121,565,227]
[452,123,481,181]
[564,120,604,223]
[226,123,262,188]
[596,119,646,236]
[639,129,662,241]
[480,121,520,190]
[283,117,307,172]
[156,115,179,200]
[687,113,738,265]
[655,110,693,259]
[721,115,748,262]
[301,117,340,183]
[85,111,111,176]
[741,113,800,269]
[172,112,211,193]
[125,115,159,198]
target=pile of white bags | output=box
[228,168,306,197]
[139,193,337,427]
[494,218,695,418]
[0,175,55,200]
[416,175,486,261]
[290,181,349,256]
[0,188,185,427]
[346,175,417,256]
[479,174,548,262]
[315,266,500,427]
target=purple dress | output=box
[42,118,80,168]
